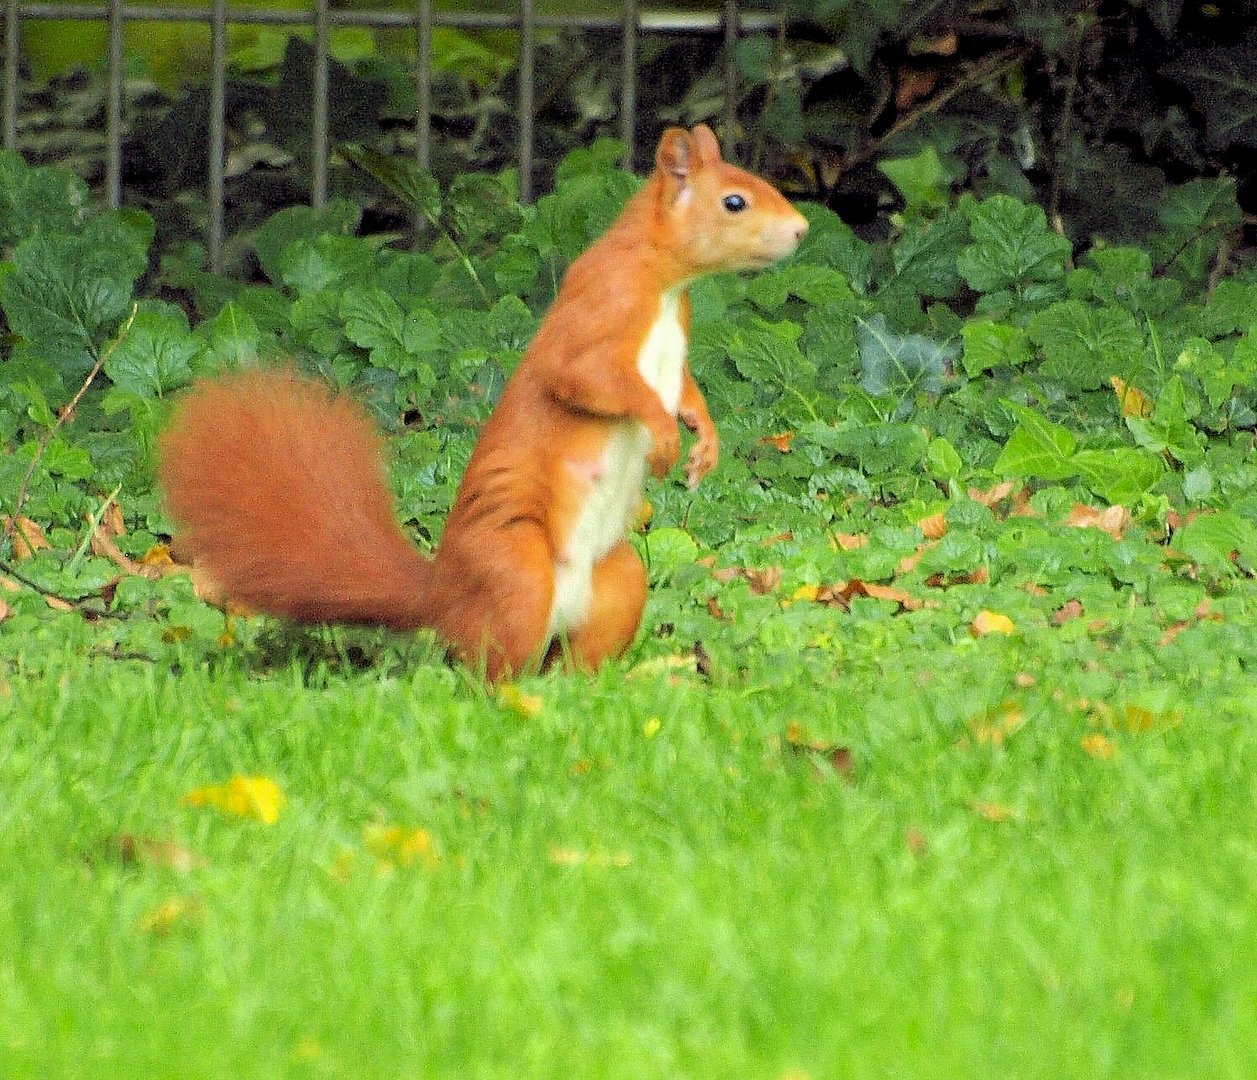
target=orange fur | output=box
[159,125,808,680]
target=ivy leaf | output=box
[1072,449,1164,505]
[956,194,1072,294]
[104,304,207,399]
[993,403,1077,481]
[855,314,954,411]
[1174,511,1257,573]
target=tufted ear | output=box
[690,124,722,165]
[656,127,695,181]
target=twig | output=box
[0,557,123,619]
[3,303,139,544]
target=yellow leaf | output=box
[498,684,543,718]
[1110,376,1151,418]
[363,824,437,870]
[642,716,662,738]
[786,583,822,605]
[632,499,653,531]
[969,701,1025,746]
[184,775,285,825]
[138,895,202,935]
[971,610,1015,636]
[971,800,1017,822]
[1081,733,1115,759]
[627,654,698,679]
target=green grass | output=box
[2,593,1256,1079]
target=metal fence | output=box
[0,2,778,269]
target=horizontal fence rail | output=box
[0,2,781,271]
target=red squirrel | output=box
[159,125,808,679]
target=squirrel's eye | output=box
[722,193,748,213]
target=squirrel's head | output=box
[654,124,808,276]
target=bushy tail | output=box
[158,368,435,631]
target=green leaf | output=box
[0,151,91,246]
[878,146,954,213]
[103,304,206,399]
[1151,178,1243,283]
[961,319,1032,377]
[1027,300,1146,391]
[747,264,856,311]
[1174,511,1257,573]
[254,200,362,285]
[855,314,954,408]
[993,403,1077,481]
[0,209,152,380]
[1071,449,1164,505]
[882,212,967,299]
[957,195,1072,294]
[279,235,375,296]
[341,144,442,220]
[197,302,262,368]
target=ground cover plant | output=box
[2,143,1257,1076]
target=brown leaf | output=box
[905,827,928,857]
[909,30,958,56]
[785,721,854,779]
[758,531,794,547]
[759,431,795,453]
[4,516,50,560]
[100,502,127,538]
[1066,503,1130,541]
[104,834,208,873]
[968,480,1019,508]
[924,566,989,589]
[705,595,728,620]
[831,531,869,551]
[895,67,940,110]
[970,800,1018,823]
[89,528,143,576]
[1052,599,1085,625]
[897,541,936,574]
[0,598,10,622]
[743,566,782,595]
[917,511,948,540]
[819,579,936,612]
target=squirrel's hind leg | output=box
[561,541,647,671]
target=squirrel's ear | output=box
[656,127,694,180]
[690,124,722,165]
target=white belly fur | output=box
[547,289,687,638]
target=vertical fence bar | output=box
[3,0,18,150]
[207,0,227,271]
[106,0,124,207]
[311,0,330,207]
[722,0,739,155]
[415,0,431,172]
[620,0,637,170]
[517,0,534,202]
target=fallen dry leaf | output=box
[0,598,10,623]
[548,847,632,868]
[917,511,948,540]
[759,431,796,453]
[1110,376,1152,418]
[968,701,1026,747]
[968,480,1019,508]
[105,834,207,873]
[897,541,937,574]
[138,896,203,935]
[498,684,543,719]
[785,720,855,778]
[1066,503,1130,540]
[744,565,783,595]
[184,775,285,825]
[363,824,437,871]
[1053,599,1085,625]
[4,516,50,560]
[971,610,1016,636]
[971,801,1018,823]
[100,501,127,538]
[830,532,869,552]
[1081,733,1115,760]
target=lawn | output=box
[2,566,1255,1078]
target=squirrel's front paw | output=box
[646,421,680,479]
[685,428,719,489]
